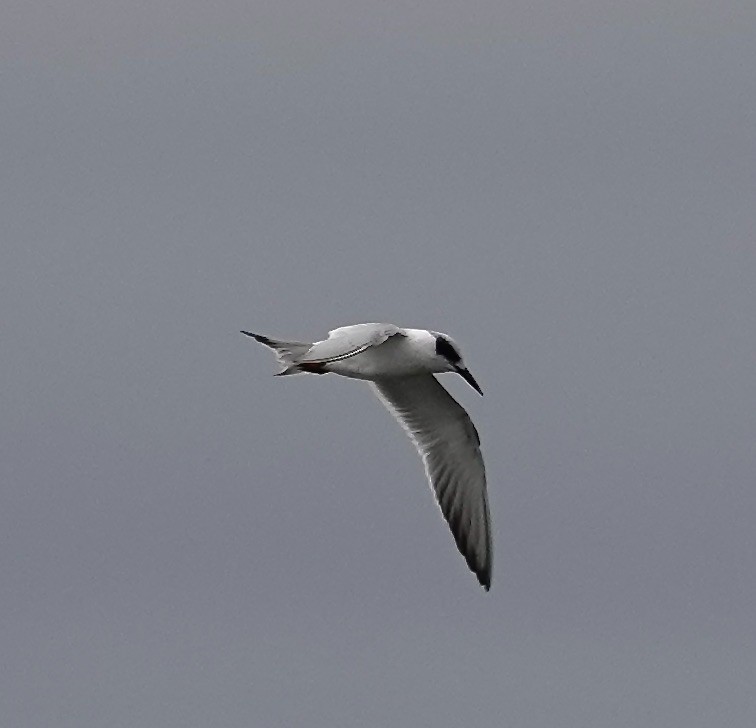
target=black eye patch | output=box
[435,336,461,364]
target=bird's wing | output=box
[371,375,492,590]
[300,323,405,363]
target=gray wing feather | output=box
[371,375,492,590]
[300,323,405,363]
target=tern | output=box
[241,323,492,590]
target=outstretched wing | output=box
[300,323,405,364]
[371,375,492,590]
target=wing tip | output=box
[477,569,492,592]
[466,548,492,591]
[447,506,493,592]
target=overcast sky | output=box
[3,1,756,726]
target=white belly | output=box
[323,336,436,380]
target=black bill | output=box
[456,367,483,396]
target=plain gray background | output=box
[3,1,756,726]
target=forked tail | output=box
[240,331,313,375]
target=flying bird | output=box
[241,323,492,590]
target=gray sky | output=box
[3,1,756,726]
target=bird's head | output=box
[432,333,483,396]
